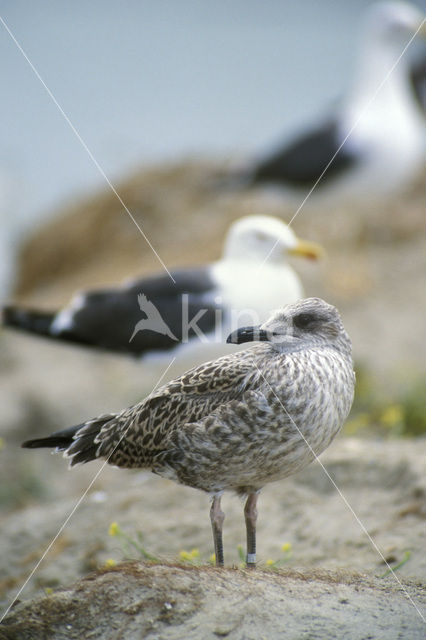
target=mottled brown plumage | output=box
[23,298,355,567]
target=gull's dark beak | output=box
[226,325,269,344]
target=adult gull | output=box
[22,298,355,567]
[229,1,426,201]
[3,216,322,366]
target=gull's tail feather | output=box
[22,415,115,466]
[3,306,55,338]
[22,424,84,451]
[3,304,101,350]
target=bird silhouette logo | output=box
[129,294,178,343]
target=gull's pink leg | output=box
[210,494,225,567]
[244,492,259,568]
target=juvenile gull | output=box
[22,298,355,567]
[228,1,426,201]
[2,216,321,363]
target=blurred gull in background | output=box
[226,1,426,203]
[2,216,322,369]
[410,49,426,111]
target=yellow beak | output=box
[288,238,324,261]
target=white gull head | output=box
[221,215,322,265]
[363,1,425,46]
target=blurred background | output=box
[1,0,426,613]
[1,0,424,255]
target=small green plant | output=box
[237,544,245,566]
[264,542,293,570]
[379,550,411,578]
[345,365,426,437]
[108,522,159,562]
[401,383,426,436]
[107,526,295,569]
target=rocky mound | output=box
[2,563,425,640]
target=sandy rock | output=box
[1,563,425,640]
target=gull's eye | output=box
[293,312,317,330]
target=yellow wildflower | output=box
[281,542,292,553]
[104,558,117,568]
[108,522,120,537]
[209,553,216,564]
[266,559,275,566]
[381,404,404,427]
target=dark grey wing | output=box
[5,267,221,356]
[66,267,219,355]
[250,118,359,188]
[410,53,426,115]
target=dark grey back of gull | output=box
[3,268,219,356]
[250,119,359,188]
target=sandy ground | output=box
[1,437,425,638]
[2,565,426,640]
[0,159,425,637]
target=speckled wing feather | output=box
[66,347,265,468]
[157,344,354,494]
